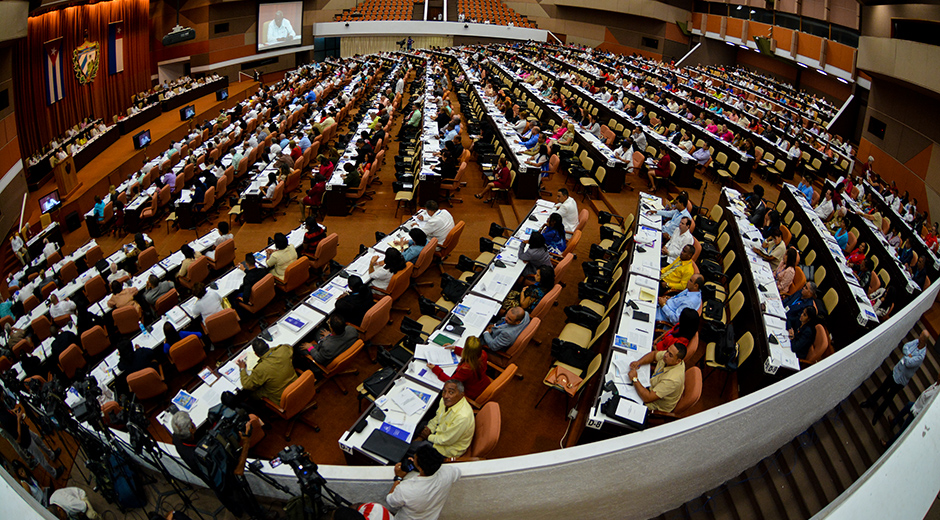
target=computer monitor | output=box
[39,190,61,214]
[133,129,151,150]
[216,88,229,101]
[180,104,195,121]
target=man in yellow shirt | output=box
[413,380,475,459]
[660,244,695,293]
[628,343,687,412]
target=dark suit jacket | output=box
[240,267,267,302]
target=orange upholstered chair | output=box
[276,257,311,296]
[168,335,207,372]
[447,402,501,462]
[202,308,242,345]
[263,370,320,441]
[113,306,142,336]
[208,239,235,271]
[31,315,52,341]
[238,274,276,315]
[155,288,179,316]
[468,364,517,409]
[58,344,86,379]
[127,367,168,400]
[178,256,210,290]
[650,367,702,421]
[136,247,158,274]
[434,221,465,263]
[81,326,111,357]
[313,339,364,394]
[84,275,108,302]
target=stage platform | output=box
[25,79,260,229]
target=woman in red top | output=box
[648,146,672,192]
[846,242,868,271]
[655,308,699,352]
[474,156,511,203]
[317,154,335,180]
[428,336,491,400]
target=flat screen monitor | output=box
[180,104,195,121]
[39,190,61,214]
[133,129,151,150]
[257,1,303,52]
[216,88,228,101]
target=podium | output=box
[52,156,81,201]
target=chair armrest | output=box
[262,397,283,413]
[312,359,329,374]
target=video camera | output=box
[279,445,324,488]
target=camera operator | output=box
[171,411,250,518]
[387,445,460,520]
[0,397,64,479]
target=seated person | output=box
[162,322,203,354]
[846,242,868,271]
[306,314,358,370]
[857,258,876,296]
[655,308,699,352]
[775,247,798,294]
[107,280,141,316]
[206,221,234,261]
[232,253,268,311]
[645,145,672,192]
[656,274,703,324]
[789,307,819,359]
[660,245,695,294]
[192,284,223,324]
[301,217,327,256]
[107,263,129,284]
[519,232,553,275]
[142,275,175,309]
[541,213,567,255]
[49,325,79,362]
[412,380,475,458]
[177,245,202,281]
[627,343,687,413]
[236,339,298,404]
[662,217,693,265]
[502,265,553,312]
[266,232,297,282]
[782,282,821,330]
[48,294,77,320]
[654,193,691,241]
[333,275,374,327]
[369,247,407,293]
[475,156,511,202]
[481,306,530,352]
[396,228,428,264]
[428,336,491,401]
[341,162,361,188]
[753,227,786,271]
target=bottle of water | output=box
[139,322,149,337]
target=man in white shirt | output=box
[48,294,77,320]
[396,76,405,95]
[266,10,296,45]
[553,188,579,233]
[662,217,694,264]
[388,445,460,520]
[11,234,26,266]
[815,189,834,220]
[107,263,130,283]
[415,200,454,246]
[42,238,57,260]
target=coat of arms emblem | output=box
[73,40,99,84]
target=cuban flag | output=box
[108,21,124,74]
[44,40,64,105]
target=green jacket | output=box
[240,344,298,403]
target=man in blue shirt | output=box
[782,282,821,330]
[654,193,691,240]
[517,127,540,150]
[862,330,931,425]
[305,90,317,104]
[656,274,703,324]
[298,133,312,153]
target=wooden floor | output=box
[27,73,786,471]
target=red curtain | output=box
[13,0,151,158]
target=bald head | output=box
[506,307,525,324]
